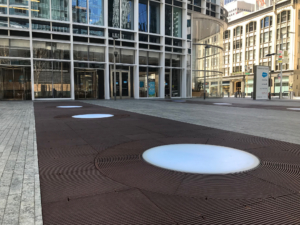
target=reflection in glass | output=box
[0,5,7,14]
[9,6,28,16]
[108,0,120,28]
[52,0,69,21]
[33,41,52,59]
[52,23,69,33]
[0,39,8,57]
[121,0,133,30]
[32,21,50,31]
[73,45,88,61]
[34,61,70,98]
[90,28,104,36]
[121,49,134,64]
[172,69,181,97]
[173,7,182,37]
[139,0,147,32]
[172,54,181,67]
[31,0,50,19]
[0,17,7,27]
[139,51,147,65]
[53,43,70,59]
[72,0,87,23]
[148,67,159,97]
[89,46,105,62]
[10,40,30,58]
[149,2,159,34]
[165,5,172,36]
[149,52,159,66]
[73,26,88,34]
[89,0,104,25]
[139,67,147,97]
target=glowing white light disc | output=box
[143,144,260,174]
[213,103,232,105]
[287,108,300,111]
[57,106,83,108]
[72,114,114,119]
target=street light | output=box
[266,53,276,100]
[112,33,119,101]
[204,45,211,100]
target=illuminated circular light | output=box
[72,114,114,119]
[57,106,83,108]
[143,144,260,174]
[213,103,232,106]
[287,108,300,111]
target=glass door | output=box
[0,67,31,100]
[75,69,98,99]
[110,68,131,99]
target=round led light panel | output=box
[213,103,232,105]
[72,114,114,119]
[57,106,82,108]
[143,144,260,174]
[287,108,300,111]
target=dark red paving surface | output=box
[34,101,300,224]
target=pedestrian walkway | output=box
[0,102,42,225]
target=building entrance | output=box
[165,69,181,98]
[0,66,31,100]
[74,69,104,100]
[110,67,132,99]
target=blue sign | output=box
[149,81,155,97]
[262,72,268,78]
[123,81,127,84]
[140,81,144,88]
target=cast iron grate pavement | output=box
[34,101,300,224]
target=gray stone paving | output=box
[84,98,300,145]
[0,102,42,225]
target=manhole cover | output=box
[57,106,83,108]
[142,144,260,174]
[72,114,114,119]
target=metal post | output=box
[204,48,206,100]
[279,34,283,99]
[113,38,116,101]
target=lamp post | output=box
[112,33,119,101]
[204,45,211,100]
[266,53,276,100]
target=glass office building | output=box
[0,0,227,100]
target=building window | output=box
[89,0,104,26]
[149,2,160,34]
[165,5,172,35]
[31,0,50,19]
[52,0,69,21]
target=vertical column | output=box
[180,0,187,98]
[271,13,276,71]
[134,0,139,99]
[104,0,110,99]
[29,0,35,100]
[159,0,165,98]
[242,24,246,73]
[70,0,75,100]
[229,27,234,74]
[229,80,233,95]
[255,18,260,66]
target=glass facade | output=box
[0,0,227,100]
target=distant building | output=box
[222,0,300,97]
[225,1,255,22]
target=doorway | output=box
[165,69,181,98]
[0,66,31,100]
[110,67,131,99]
[74,69,105,100]
[236,81,241,93]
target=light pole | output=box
[204,45,211,100]
[112,33,119,101]
[266,53,276,100]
